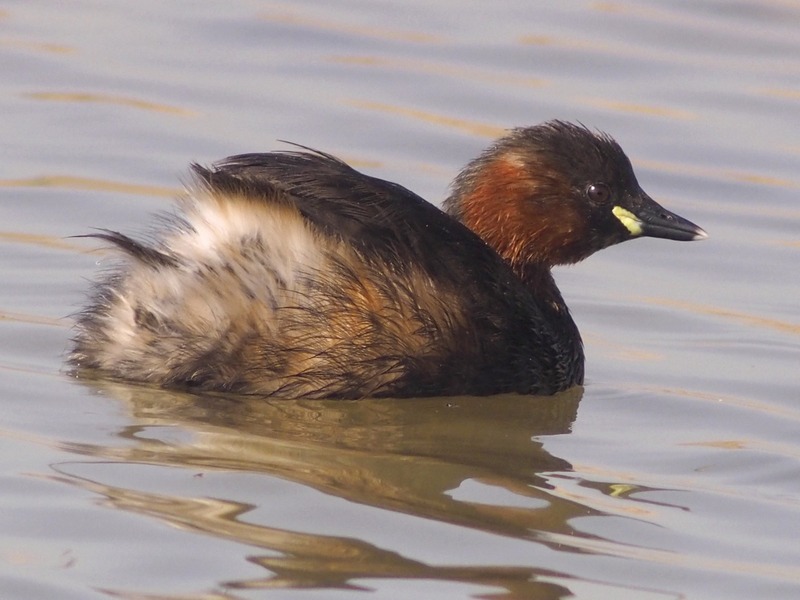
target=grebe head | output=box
[445,120,707,273]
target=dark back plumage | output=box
[195,150,496,283]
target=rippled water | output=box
[1,1,798,598]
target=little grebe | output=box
[70,121,707,398]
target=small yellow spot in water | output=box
[609,484,637,497]
[612,205,643,236]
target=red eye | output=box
[586,183,611,204]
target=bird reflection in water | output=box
[57,379,591,597]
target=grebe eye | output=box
[586,183,611,204]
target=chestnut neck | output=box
[446,154,585,279]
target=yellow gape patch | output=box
[612,206,643,236]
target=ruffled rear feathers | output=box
[73,168,459,397]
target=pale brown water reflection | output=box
[56,381,586,596]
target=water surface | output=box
[1,1,798,598]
